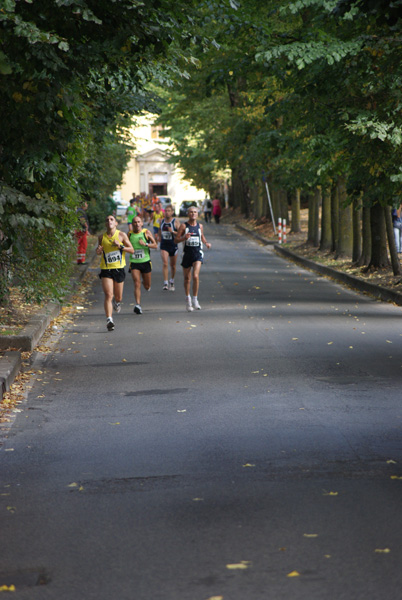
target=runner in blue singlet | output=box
[175,205,211,312]
[159,204,179,291]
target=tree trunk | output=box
[313,187,321,246]
[280,189,289,222]
[272,187,280,230]
[291,188,301,233]
[356,205,371,266]
[335,176,353,258]
[352,196,362,263]
[251,182,262,218]
[384,205,402,275]
[231,168,242,209]
[307,193,314,245]
[331,183,339,254]
[320,186,332,251]
[367,202,389,269]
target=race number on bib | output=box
[162,231,172,240]
[134,249,145,260]
[105,250,121,264]
[186,236,200,247]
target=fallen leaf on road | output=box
[327,342,333,345]
[7,506,16,513]
[292,337,298,341]
[110,422,120,425]
[0,585,16,592]
[177,410,187,413]
[207,597,223,600]
[323,491,338,496]
[243,463,255,468]
[67,483,78,488]
[375,548,391,553]
[387,460,397,464]
[390,475,402,480]
[287,571,300,577]
[226,561,251,570]
[303,534,318,538]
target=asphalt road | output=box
[1,223,402,599]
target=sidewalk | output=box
[0,261,92,400]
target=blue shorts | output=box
[160,245,178,258]
[181,252,203,269]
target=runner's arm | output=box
[200,224,211,249]
[143,231,158,249]
[96,235,103,255]
[174,223,190,243]
[117,231,134,254]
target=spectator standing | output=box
[76,201,89,264]
[212,197,222,224]
[202,198,213,223]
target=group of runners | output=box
[96,205,211,331]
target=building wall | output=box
[117,115,205,212]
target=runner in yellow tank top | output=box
[96,215,134,330]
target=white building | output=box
[117,116,206,212]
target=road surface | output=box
[1,223,401,599]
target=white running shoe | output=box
[169,282,175,292]
[186,299,194,312]
[192,298,201,310]
[112,299,121,313]
[162,284,169,291]
[106,318,115,331]
[134,304,143,314]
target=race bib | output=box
[105,250,121,264]
[134,249,145,260]
[186,236,200,247]
[162,231,172,240]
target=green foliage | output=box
[0,183,75,304]
[0,0,218,303]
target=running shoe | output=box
[162,284,169,291]
[186,299,194,312]
[106,318,115,331]
[134,304,143,314]
[169,282,175,292]
[112,299,121,313]
[192,298,201,310]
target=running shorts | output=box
[99,268,126,283]
[129,260,152,274]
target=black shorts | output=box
[160,245,179,258]
[99,268,126,283]
[129,260,152,274]
[181,252,203,269]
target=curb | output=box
[0,351,22,398]
[0,258,93,401]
